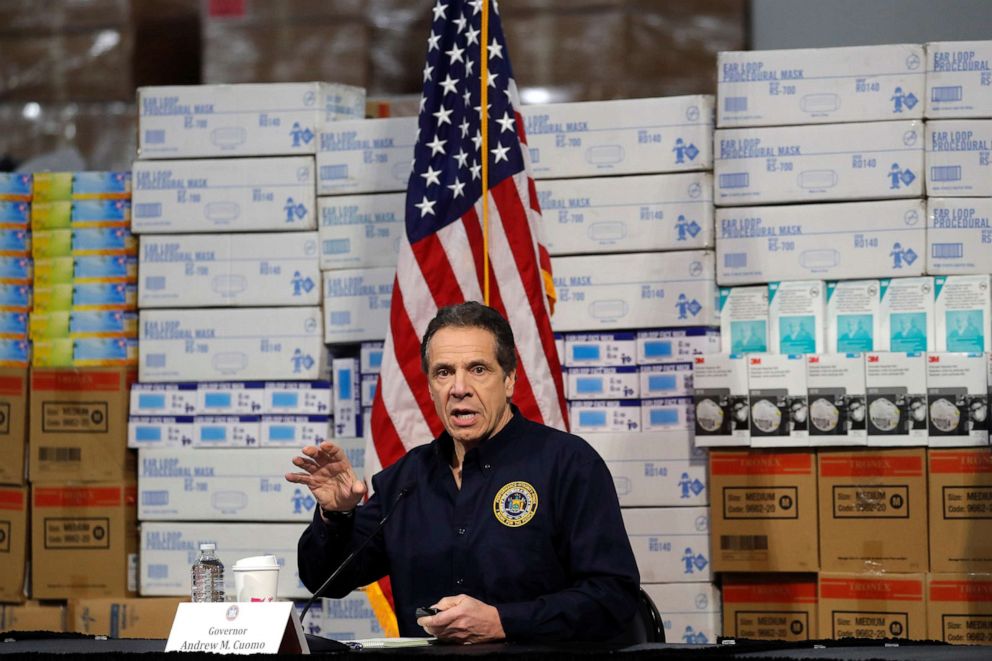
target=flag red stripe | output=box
[388,284,443,440]
[411,232,466,308]
[370,390,406,470]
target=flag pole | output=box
[480,0,490,306]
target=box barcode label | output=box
[932,243,964,259]
[942,614,992,644]
[931,86,963,103]
[44,516,110,550]
[330,311,351,326]
[322,239,350,256]
[931,166,962,182]
[39,447,82,463]
[141,490,170,507]
[719,173,749,189]
[144,130,166,145]
[134,203,162,218]
[721,535,768,551]
[724,96,748,112]
[319,165,348,181]
[41,401,108,434]
[146,353,166,368]
[148,564,169,579]
[724,252,748,269]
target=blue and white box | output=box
[139,232,321,307]
[360,374,377,407]
[127,416,194,449]
[264,381,331,415]
[569,400,640,433]
[360,341,384,374]
[865,351,928,447]
[623,506,711,583]
[539,172,714,255]
[562,332,636,367]
[140,521,310,598]
[316,116,417,195]
[926,41,992,119]
[928,198,992,275]
[716,199,926,285]
[585,430,708,507]
[196,382,264,415]
[935,274,992,352]
[137,82,365,159]
[333,358,360,439]
[0,311,28,338]
[522,95,714,179]
[715,120,924,206]
[139,307,327,382]
[138,448,308,521]
[768,281,825,355]
[551,251,718,332]
[636,328,721,365]
[641,397,693,432]
[926,352,989,448]
[298,590,387,641]
[693,353,750,448]
[719,287,768,353]
[925,120,992,196]
[129,382,197,416]
[318,193,403,270]
[565,366,638,400]
[0,257,32,284]
[131,157,316,234]
[826,280,882,353]
[192,416,260,448]
[639,362,693,398]
[717,44,925,127]
[643,583,721,645]
[323,267,392,344]
[747,353,809,448]
[260,415,331,447]
[878,277,935,352]
[806,353,868,447]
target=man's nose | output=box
[451,369,470,396]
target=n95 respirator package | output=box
[806,353,868,447]
[926,352,989,447]
[747,354,808,448]
[692,354,750,447]
[865,352,928,446]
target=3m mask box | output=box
[768,281,825,354]
[623,507,711,583]
[716,200,926,285]
[879,277,934,352]
[139,307,326,382]
[522,96,714,179]
[693,353,750,448]
[317,116,417,195]
[747,354,809,448]
[806,353,868,447]
[539,173,714,255]
[928,198,992,275]
[715,120,924,206]
[323,267,393,344]
[926,352,989,447]
[720,287,768,353]
[551,251,717,332]
[131,157,316,233]
[926,41,992,118]
[826,280,882,353]
[935,275,992,352]
[318,193,403,270]
[926,120,992,196]
[137,82,365,159]
[717,44,924,128]
[865,352,928,446]
[138,448,312,521]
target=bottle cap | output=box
[200,542,216,551]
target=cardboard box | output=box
[138,232,321,308]
[139,307,327,382]
[360,342,383,375]
[551,251,717,332]
[717,200,926,286]
[0,311,28,340]
[297,589,388,641]
[0,340,30,368]
[32,172,130,202]
[643,582,720,644]
[0,601,65,632]
[639,362,693,399]
[28,368,134,483]
[865,352,929,446]
[878,277,935,352]
[934,275,992,352]
[33,255,137,286]
[264,381,332,415]
[622,507,711,583]
[0,257,32,286]
[67,597,185,639]
[129,382,197,417]
[817,449,927,573]
[641,397,694,433]
[32,228,137,259]
[721,574,818,641]
[31,483,138,599]
[318,193,403,270]
[636,328,721,364]
[709,450,818,572]
[0,173,32,202]
[693,353,750,448]
[928,448,992,573]
[138,448,312,521]
[565,367,639,400]
[31,338,139,369]
[333,358,360,439]
[928,573,992,644]
[131,157,316,234]
[32,283,137,311]
[260,416,331,448]
[127,417,194,449]
[522,96,714,179]
[137,83,365,159]
[561,332,636,367]
[826,281,882,353]
[926,120,992,196]
[768,281,825,355]
[0,486,27,602]
[139,522,309,599]
[807,353,868,447]
[568,400,640,433]
[323,268,392,344]
[195,382,265,415]
[747,354,809,448]
[584,430,707,507]
[715,121,924,206]
[926,41,992,119]
[720,287,768,353]
[717,44,925,127]
[0,229,31,257]
[30,311,138,340]
[927,352,989,447]
[361,375,376,408]
[539,173,715,255]
[0,368,27,484]
[192,416,260,448]
[928,198,992,275]
[316,116,417,195]
[817,573,926,640]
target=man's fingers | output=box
[284,472,313,486]
[351,479,367,497]
[434,595,466,611]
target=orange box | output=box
[67,597,185,639]
[0,368,28,485]
[928,573,992,644]
[818,573,927,640]
[0,486,28,602]
[928,448,992,573]
[721,573,818,641]
[0,601,65,632]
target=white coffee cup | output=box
[233,555,280,603]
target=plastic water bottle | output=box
[191,542,225,602]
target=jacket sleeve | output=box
[493,449,640,642]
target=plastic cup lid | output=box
[233,554,279,570]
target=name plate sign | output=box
[166,602,307,654]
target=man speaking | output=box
[286,302,640,643]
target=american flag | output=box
[367,0,567,476]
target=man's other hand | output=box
[416,594,506,644]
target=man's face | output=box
[426,325,516,447]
